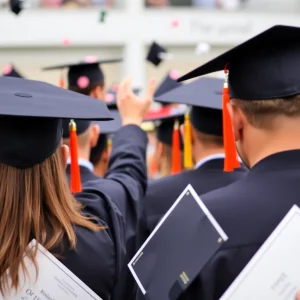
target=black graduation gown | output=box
[60,124,147,300]
[179,150,300,300]
[144,158,248,234]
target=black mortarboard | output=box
[9,0,22,15]
[144,106,186,148]
[43,57,122,89]
[0,76,112,169]
[156,77,223,136]
[154,71,182,106]
[2,64,23,78]
[178,25,300,100]
[147,42,167,67]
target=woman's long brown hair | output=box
[0,147,102,296]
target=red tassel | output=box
[69,119,82,193]
[222,65,240,172]
[171,119,182,175]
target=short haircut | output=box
[193,127,223,147]
[232,95,300,129]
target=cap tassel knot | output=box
[69,119,82,193]
[223,65,240,172]
[183,112,193,169]
[171,119,182,174]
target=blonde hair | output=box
[0,148,102,296]
[233,95,300,129]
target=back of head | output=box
[190,106,223,147]
[177,25,300,169]
[0,76,112,296]
[0,146,100,295]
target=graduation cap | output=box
[154,71,182,102]
[155,77,223,169]
[147,42,171,67]
[9,0,23,15]
[42,56,123,89]
[2,64,24,78]
[90,110,122,165]
[144,105,187,174]
[178,25,300,172]
[0,76,112,193]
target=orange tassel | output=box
[222,66,240,172]
[171,119,182,175]
[69,119,82,193]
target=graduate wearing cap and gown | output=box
[43,57,123,183]
[143,77,247,236]
[174,25,300,300]
[0,76,152,300]
[43,60,152,300]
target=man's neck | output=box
[248,138,300,168]
[77,149,90,161]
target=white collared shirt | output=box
[194,153,226,170]
[67,158,94,172]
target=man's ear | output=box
[227,101,244,142]
[60,144,69,169]
[90,124,100,148]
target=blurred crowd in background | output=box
[0,0,245,10]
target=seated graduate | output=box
[143,77,248,235]
[175,25,300,300]
[2,63,24,78]
[0,76,152,300]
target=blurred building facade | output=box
[0,0,300,89]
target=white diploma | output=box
[221,205,300,300]
[1,239,102,300]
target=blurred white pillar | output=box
[121,0,146,90]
